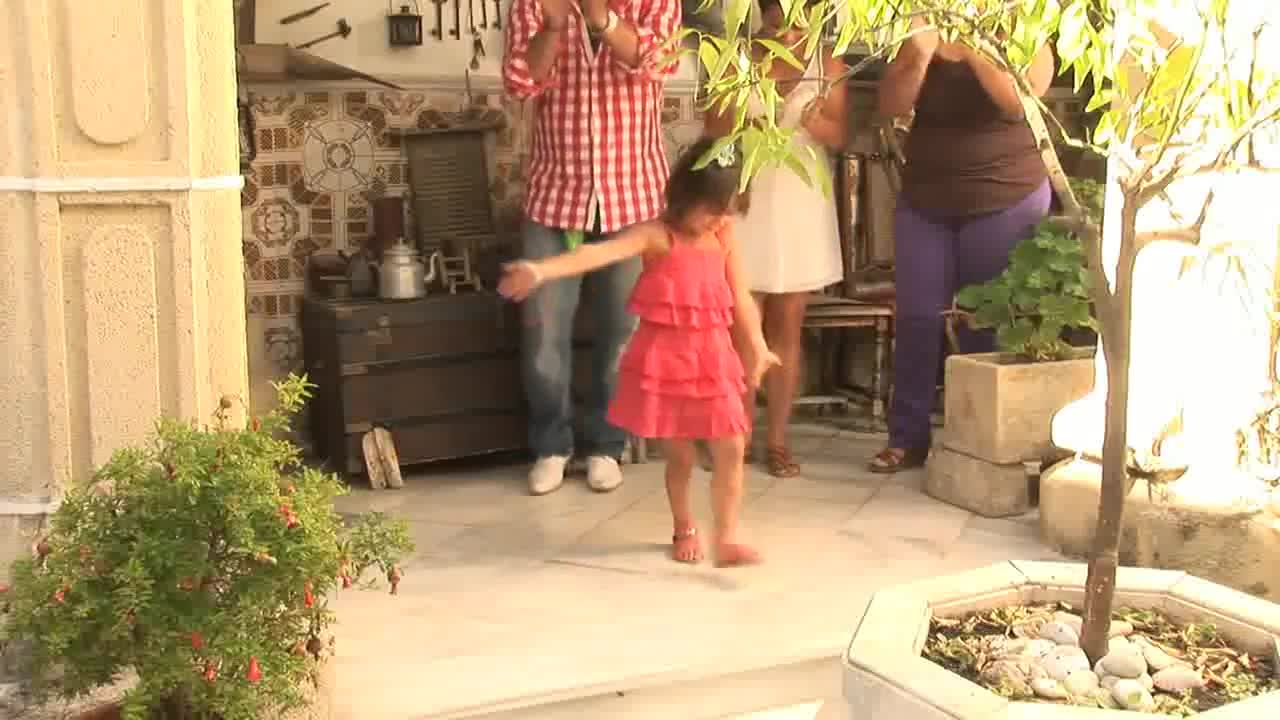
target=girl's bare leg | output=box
[707,434,760,567]
[761,292,808,477]
[663,439,702,563]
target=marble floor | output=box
[328,423,1065,719]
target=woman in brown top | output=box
[870,20,1055,472]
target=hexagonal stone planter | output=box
[843,561,1280,719]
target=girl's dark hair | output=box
[664,136,749,224]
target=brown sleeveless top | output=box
[901,58,1047,217]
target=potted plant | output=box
[0,374,413,720]
[922,180,1102,517]
[690,0,1280,713]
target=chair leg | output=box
[872,318,890,419]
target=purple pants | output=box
[889,180,1051,451]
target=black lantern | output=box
[388,3,424,46]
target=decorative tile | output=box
[249,198,301,248]
[251,92,299,117]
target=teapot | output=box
[378,237,438,300]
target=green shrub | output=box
[0,374,413,720]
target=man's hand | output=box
[541,0,572,28]
[579,0,610,30]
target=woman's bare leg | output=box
[737,292,769,456]
[663,439,702,563]
[761,291,808,476]
[707,434,760,567]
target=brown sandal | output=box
[764,446,800,478]
[868,447,929,474]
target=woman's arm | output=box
[963,43,1055,118]
[801,49,851,149]
[877,27,936,118]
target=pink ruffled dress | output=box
[607,229,749,439]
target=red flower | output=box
[286,513,300,529]
[53,588,66,604]
[388,566,402,596]
[204,664,218,683]
[190,631,204,650]
[246,657,262,684]
[341,574,352,589]
[251,417,261,432]
[0,584,9,594]
[303,583,315,608]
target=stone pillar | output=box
[0,0,249,576]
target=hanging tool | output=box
[295,18,352,50]
[429,0,446,39]
[451,0,461,38]
[280,2,331,24]
[492,0,501,29]
[469,33,487,71]
[467,0,478,36]
[480,0,488,29]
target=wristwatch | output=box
[589,10,619,37]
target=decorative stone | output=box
[1039,621,1081,647]
[1138,672,1154,691]
[1042,646,1090,680]
[1032,677,1069,700]
[1099,674,1120,690]
[1109,620,1134,637]
[1023,639,1056,659]
[1138,642,1183,671]
[1099,648,1147,679]
[1091,687,1120,709]
[1153,665,1208,692]
[1053,611,1084,635]
[925,445,1032,518]
[1063,669,1100,695]
[942,351,1094,465]
[1110,679,1156,711]
[1108,635,1131,653]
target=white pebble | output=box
[1091,687,1120,709]
[1039,620,1081,646]
[1043,646,1091,680]
[1100,648,1148,678]
[1108,635,1131,653]
[1153,665,1207,692]
[1099,674,1121,690]
[1138,672,1154,691]
[1053,611,1084,634]
[1032,677,1070,700]
[1024,639,1056,658]
[1140,643,1182,672]
[1111,678,1156,711]
[1063,669,1100,695]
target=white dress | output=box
[735,54,844,294]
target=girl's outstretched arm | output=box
[722,222,780,385]
[499,221,665,301]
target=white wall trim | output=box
[0,497,60,516]
[0,175,245,193]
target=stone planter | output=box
[843,560,1280,719]
[927,351,1094,518]
[1040,457,1280,602]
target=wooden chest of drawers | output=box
[301,291,597,476]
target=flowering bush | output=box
[0,374,413,719]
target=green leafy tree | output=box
[0,375,414,720]
[685,0,1280,663]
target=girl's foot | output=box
[714,542,762,568]
[764,445,800,478]
[672,527,703,564]
[867,447,929,474]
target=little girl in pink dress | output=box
[499,138,778,567]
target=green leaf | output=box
[783,153,813,188]
[757,38,807,72]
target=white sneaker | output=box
[528,455,569,496]
[586,455,623,493]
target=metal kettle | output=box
[378,237,436,300]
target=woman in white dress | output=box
[704,0,848,477]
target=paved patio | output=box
[328,422,1065,719]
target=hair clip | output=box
[712,141,737,168]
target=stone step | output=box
[444,654,842,720]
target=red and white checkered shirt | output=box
[504,0,680,234]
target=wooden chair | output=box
[796,124,904,419]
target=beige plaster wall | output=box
[0,0,248,575]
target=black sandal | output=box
[868,447,929,474]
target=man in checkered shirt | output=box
[504,0,681,496]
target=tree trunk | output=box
[1079,195,1140,663]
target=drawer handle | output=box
[377,315,391,328]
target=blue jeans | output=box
[520,220,640,459]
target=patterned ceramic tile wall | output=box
[240,83,704,414]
